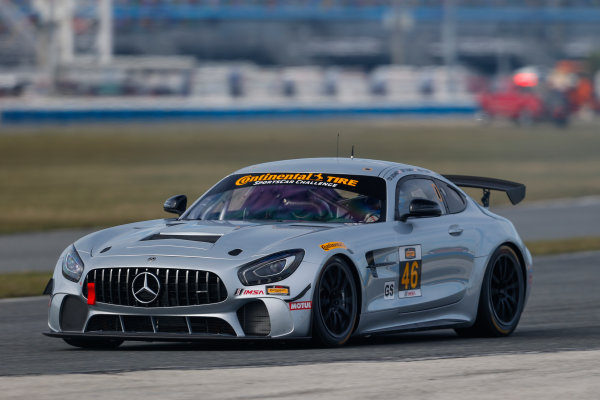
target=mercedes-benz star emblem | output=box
[131,272,161,304]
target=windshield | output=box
[183,172,386,223]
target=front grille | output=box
[85,314,236,336]
[83,267,227,307]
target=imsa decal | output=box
[235,288,265,296]
[398,245,422,298]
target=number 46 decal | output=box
[399,245,422,298]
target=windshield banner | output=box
[234,173,359,189]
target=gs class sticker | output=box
[384,281,395,300]
[398,245,422,298]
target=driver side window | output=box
[397,178,446,217]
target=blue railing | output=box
[8,1,600,23]
[112,5,600,23]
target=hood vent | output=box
[140,233,222,244]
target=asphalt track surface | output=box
[1,250,599,377]
[1,196,600,273]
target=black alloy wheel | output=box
[490,252,522,326]
[455,246,525,337]
[312,257,358,346]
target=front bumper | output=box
[46,288,313,341]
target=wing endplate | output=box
[443,175,526,206]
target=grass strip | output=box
[525,237,600,257]
[2,121,600,234]
[0,271,52,299]
[1,237,600,299]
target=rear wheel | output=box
[63,338,124,349]
[455,246,525,337]
[312,257,358,346]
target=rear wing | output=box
[443,175,526,207]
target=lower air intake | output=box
[86,315,122,332]
[60,295,88,332]
[237,301,271,337]
[84,314,236,336]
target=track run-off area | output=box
[1,197,600,398]
[1,249,599,399]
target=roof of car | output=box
[234,158,433,178]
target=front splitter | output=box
[43,331,310,343]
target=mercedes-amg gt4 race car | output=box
[44,158,532,347]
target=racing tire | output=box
[63,338,124,349]
[312,257,358,347]
[455,246,525,338]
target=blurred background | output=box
[1,0,600,297]
[1,0,600,239]
[0,0,600,123]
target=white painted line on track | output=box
[2,350,599,399]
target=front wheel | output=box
[63,338,124,349]
[312,257,358,346]
[455,246,525,337]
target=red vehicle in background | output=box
[477,69,571,127]
[478,85,544,126]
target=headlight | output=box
[62,245,84,282]
[238,249,304,286]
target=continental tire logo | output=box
[234,173,358,187]
[236,173,324,186]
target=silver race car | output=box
[44,158,532,347]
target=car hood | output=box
[85,219,337,260]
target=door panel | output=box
[364,176,476,320]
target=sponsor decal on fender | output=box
[266,285,290,296]
[405,248,416,259]
[320,241,347,251]
[289,301,312,310]
[235,288,265,296]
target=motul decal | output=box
[289,301,312,310]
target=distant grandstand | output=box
[2,0,600,69]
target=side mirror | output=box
[399,199,442,222]
[164,195,187,216]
